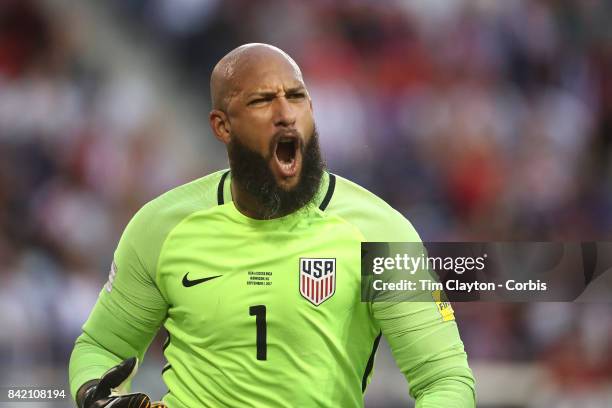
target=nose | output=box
[273,96,296,128]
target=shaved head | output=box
[210,43,304,111]
[208,43,321,219]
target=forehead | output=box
[234,55,305,93]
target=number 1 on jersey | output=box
[249,305,267,360]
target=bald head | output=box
[207,43,319,216]
[210,43,304,111]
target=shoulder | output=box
[324,174,421,242]
[138,170,226,220]
[119,170,227,257]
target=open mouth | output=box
[273,134,301,178]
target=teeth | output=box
[280,159,295,170]
[279,137,293,143]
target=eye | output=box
[248,97,272,106]
[288,92,306,100]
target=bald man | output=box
[69,44,475,408]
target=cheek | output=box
[232,120,274,155]
[298,109,315,138]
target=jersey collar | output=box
[217,170,335,212]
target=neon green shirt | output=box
[69,170,475,407]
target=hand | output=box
[78,357,166,408]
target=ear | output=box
[209,109,231,145]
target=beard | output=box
[227,128,325,219]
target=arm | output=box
[363,210,475,405]
[373,299,475,407]
[68,211,169,404]
[327,176,476,405]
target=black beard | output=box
[227,129,325,219]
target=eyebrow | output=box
[246,86,306,99]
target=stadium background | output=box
[1,0,611,406]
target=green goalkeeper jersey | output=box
[69,170,475,407]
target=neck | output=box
[231,180,290,220]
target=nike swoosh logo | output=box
[182,273,222,287]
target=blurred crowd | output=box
[0,0,200,382]
[1,0,611,406]
[117,0,612,241]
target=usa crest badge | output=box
[299,258,336,306]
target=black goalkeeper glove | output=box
[77,357,166,408]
